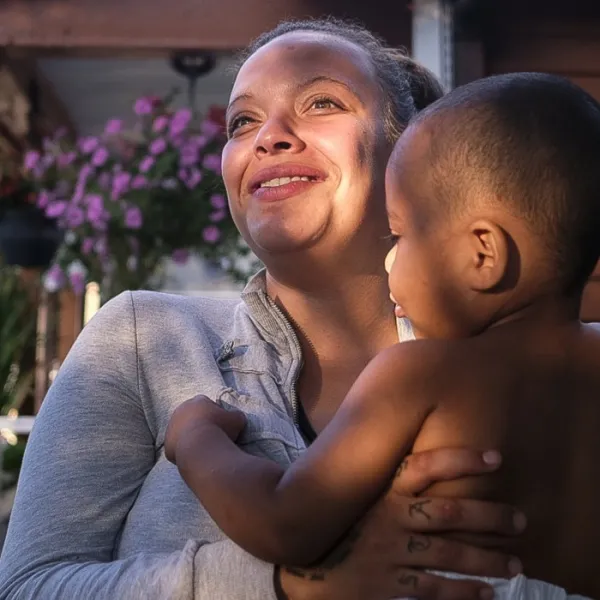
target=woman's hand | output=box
[164,395,247,464]
[277,447,525,600]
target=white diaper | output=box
[398,573,591,599]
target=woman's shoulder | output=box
[98,289,243,332]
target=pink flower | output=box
[171,249,190,265]
[81,237,95,255]
[46,201,68,218]
[169,108,192,136]
[80,137,100,154]
[112,172,131,200]
[66,206,85,228]
[86,194,105,223]
[36,190,52,209]
[58,152,76,167]
[153,115,170,132]
[124,206,143,229]
[150,137,167,155]
[24,150,40,171]
[209,209,227,223]
[43,264,66,293]
[105,119,123,135]
[92,147,109,167]
[202,225,221,244]
[131,175,148,189]
[202,154,222,175]
[69,271,86,296]
[139,156,155,173]
[210,193,227,210]
[134,97,153,116]
[184,168,203,189]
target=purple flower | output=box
[179,143,199,167]
[58,152,76,167]
[150,137,167,155]
[36,190,52,209]
[81,237,95,255]
[139,156,155,173]
[92,147,110,167]
[209,209,227,223]
[69,271,86,296]
[169,108,192,136]
[24,151,40,171]
[202,154,222,175]
[124,206,143,229]
[134,97,153,116]
[171,248,190,265]
[66,206,85,228]
[105,119,123,135]
[46,201,68,218]
[80,136,99,154]
[153,115,170,132]
[112,172,131,200]
[43,264,66,293]
[131,175,148,189]
[202,225,221,244]
[86,194,104,222]
[210,193,227,210]
[184,168,203,189]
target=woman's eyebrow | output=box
[227,75,365,117]
[296,75,365,104]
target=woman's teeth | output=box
[260,176,312,188]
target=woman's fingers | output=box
[390,568,494,600]
[383,495,526,537]
[394,448,502,496]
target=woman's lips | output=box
[252,178,320,202]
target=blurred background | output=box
[1,0,600,545]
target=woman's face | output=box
[222,32,392,261]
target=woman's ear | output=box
[463,219,509,292]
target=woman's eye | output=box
[310,97,341,111]
[386,233,400,243]
[227,115,254,136]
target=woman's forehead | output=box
[230,32,377,101]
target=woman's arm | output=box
[168,343,437,567]
[0,292,277,600]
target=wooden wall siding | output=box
[480,7,600,322]
[0,0,411,52]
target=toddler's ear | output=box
[463,219,508,292]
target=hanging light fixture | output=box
[169,50,217,116]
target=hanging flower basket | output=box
[21,96,259,301]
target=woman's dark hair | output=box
[237,17,445,142]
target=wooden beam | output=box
[0,0,411,52]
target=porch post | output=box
[411,0,455,91]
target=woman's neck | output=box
[265,266,398,360]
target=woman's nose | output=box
[385,245,397,274]
[253,117,305,157]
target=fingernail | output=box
[513,511,527,532]
[508,557,523,576]
[482,450,502,466]
[479,587,494,600]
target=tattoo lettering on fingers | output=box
[407,534,432,553]
[398,572,419,588]
[408,499,432,521]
